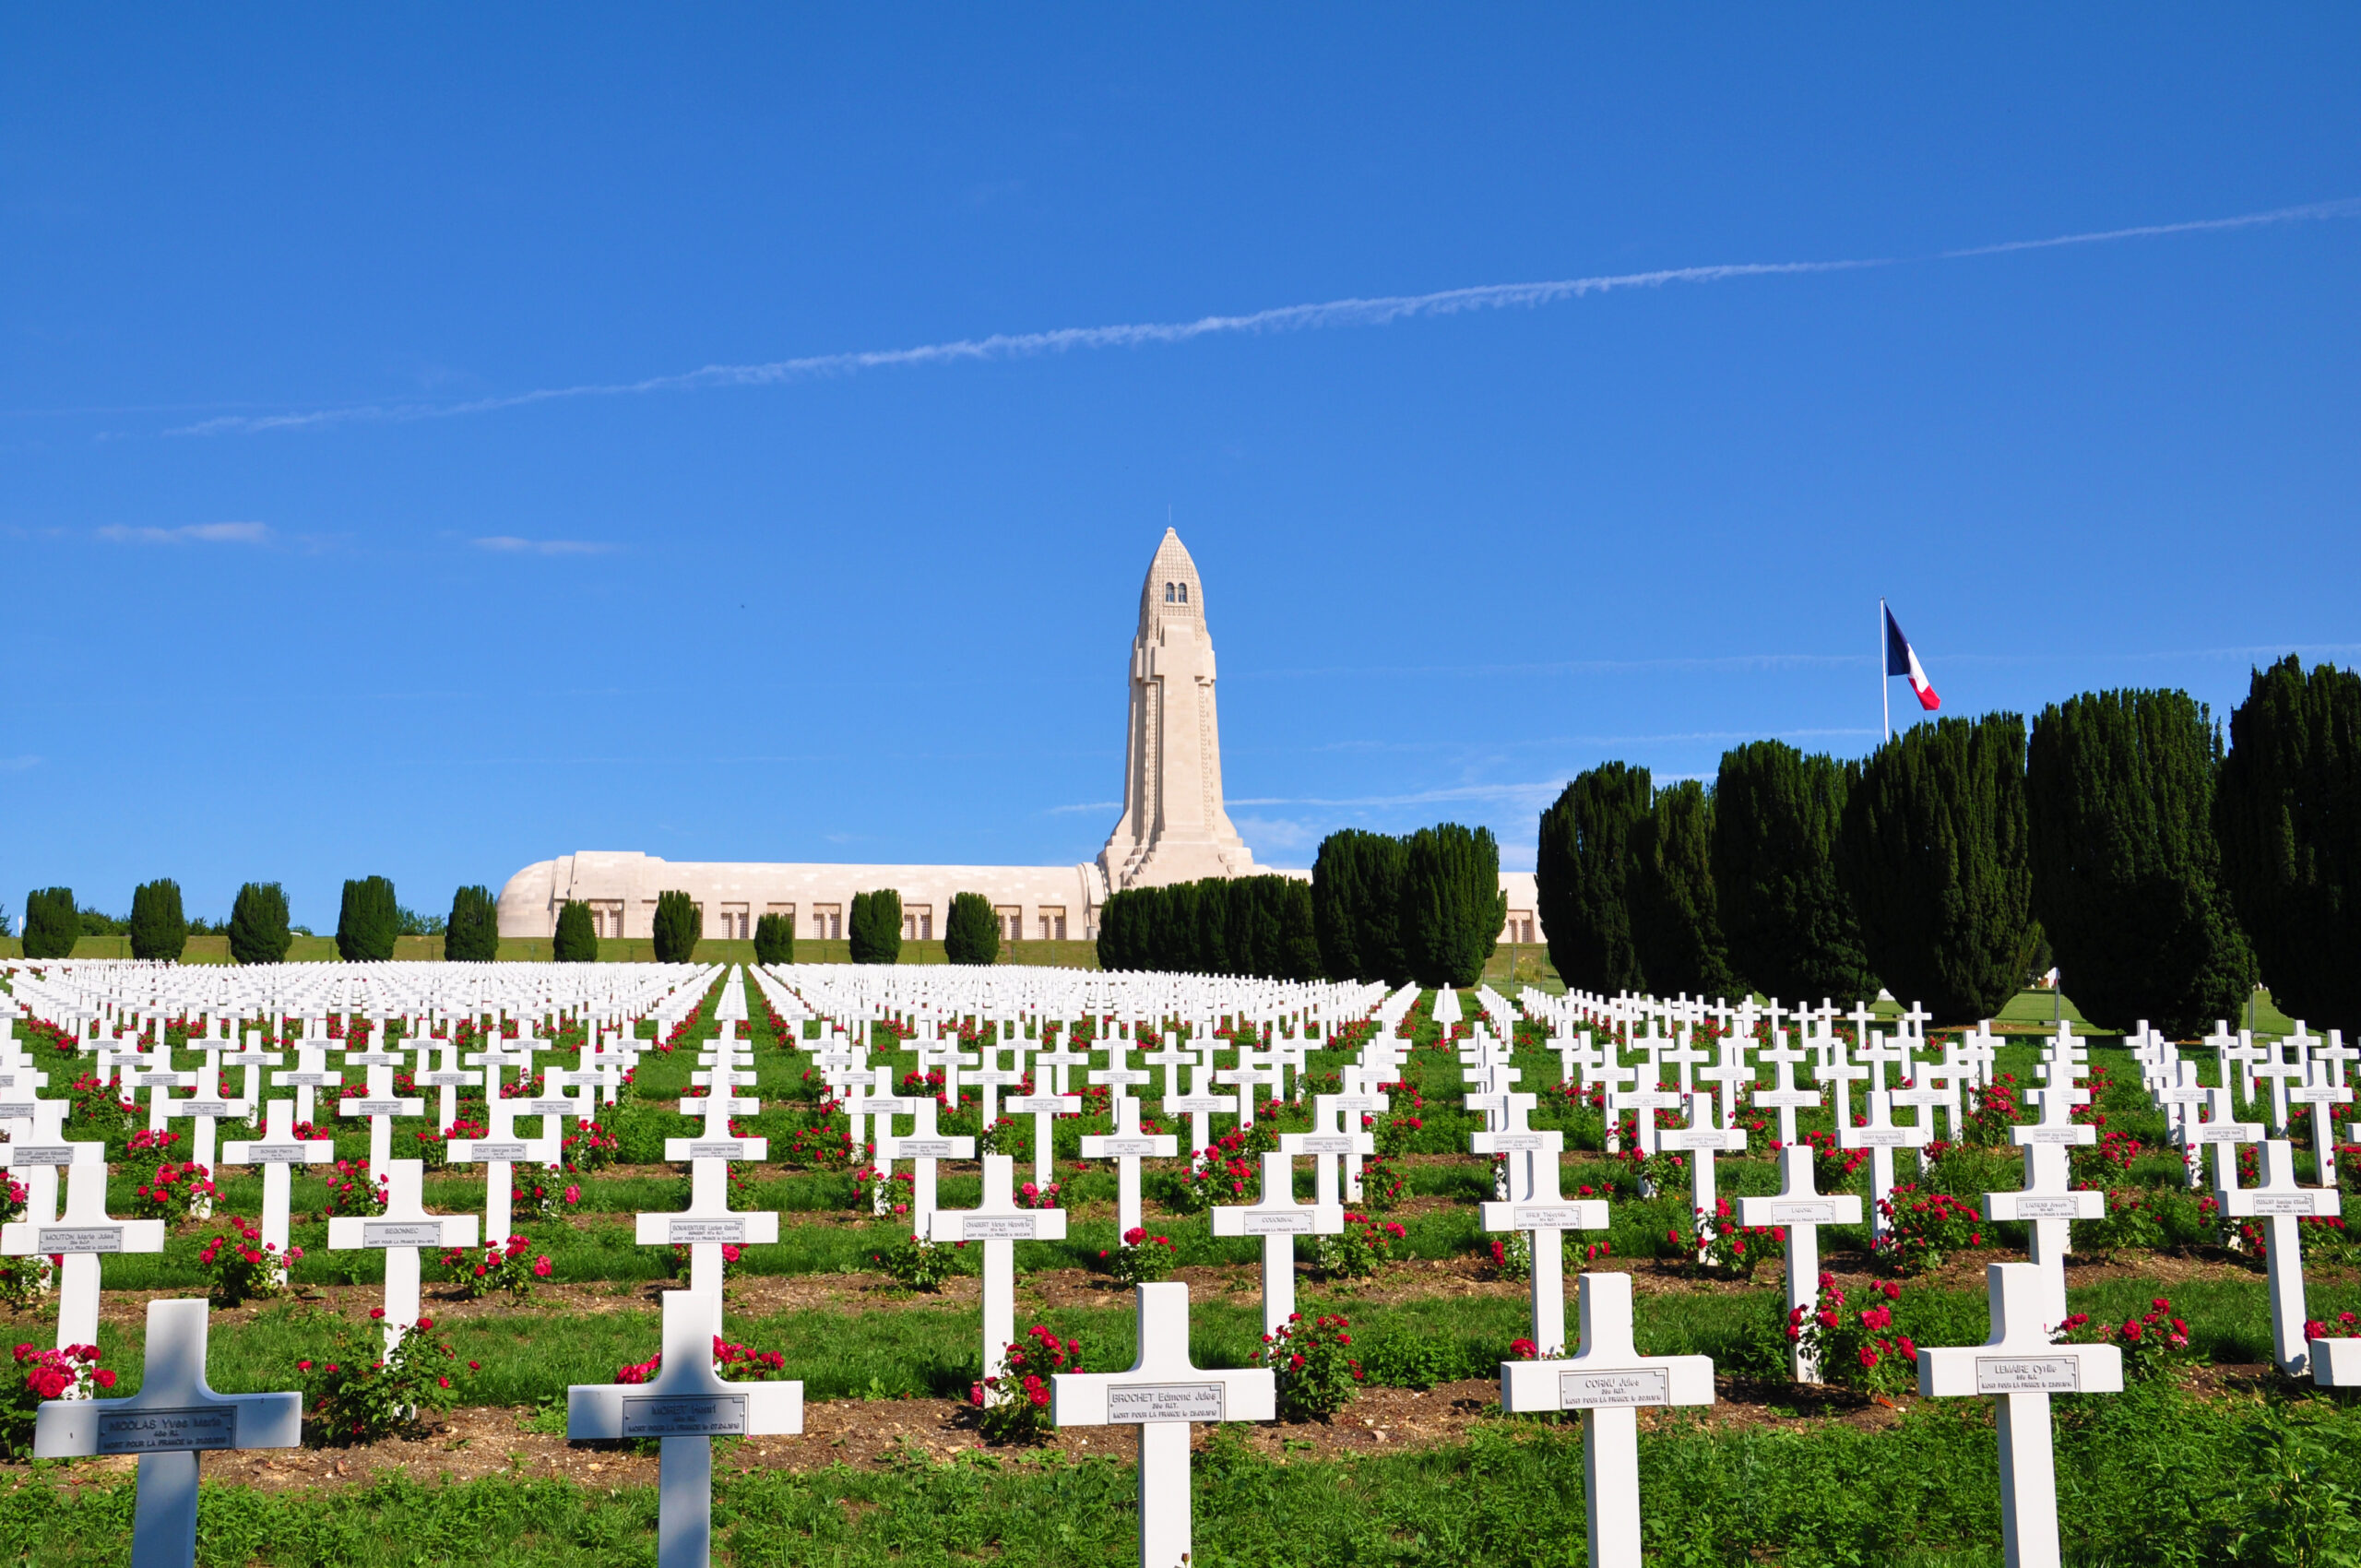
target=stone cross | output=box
[268,1036,341,1127]
[1140,1041,1195,1102]
[1984,1084,2104,1335]
[925,1154,1068,1380]
[2190,1082,2265,1193]
[3,1142,168,1348]
[160,1052,253,1218]
[1160,1061,1229,1170]
[2219,1139,2339,1374]
[1032,1041,1091,1097]
[326,1158,478,1352]
[337,1060,422,1181]
[34,1298,301,1568]
[0,1097,72,1235]
[1004,1086,1081,1191]
[568,1289,803,1568]
[1478,1138,1608,1358]
[1838,1087,1932,1241]
[1079,1095,1176,1242]
[1737,1146,1864,1382]
[224,1033,280,1126]
[1919,1263,2122,1568]
[2252,1030,2309,1132]
[445,1090,562,1245]
[969,1041,1026,1134]
[2291,1050,2354,1186]
[1050,1282,1275,1568]
[874,1092,975,1236]
[1814,1036,1872,1132]
[1751,1032,1821,1146]
[1499,1272,1714,1568]
[219,1099,337,1282]
[638,1092,777,1298]
[1658,1087,1749,1262]
[1213,1051,1280,1128]
[1211,1150,1344,1337]
[415,1039,477,1138]
[1278,1097,1373,1209]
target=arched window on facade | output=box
[1177,582,1189,603]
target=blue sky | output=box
[4,7,2356,928]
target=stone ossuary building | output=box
[497,529,1541,947]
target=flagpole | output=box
[1880,598,1891,742]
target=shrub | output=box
[753,910,795,965]
[664,1241,745,1284]
[1314,1213,1406,1279]
[651,890,700,963]
[200,1217,300,1305]
[943,892,999,966]
[615,1332,789,1387]
[1670,1197,1786,1278]
[848,888,904,965]
[1870,1184,1986,1274]
[1714,741,1877,1002]
[128,879,188,961]
[1099,1229,1177,1285]
[561,1120,621,1172]
[1397,824,1504,989]
[970,1325,1082,1444]
[65,1072,136,1144]
[519,1173,582,1225]
[228,881,293,965]
[0,1343,113,1458]
[295,1313,477,1445]
[1787,1274,1918,1396]
[319,1160,387,1219]
[1258,1313,1364,1421]
[0,1256,53,1309]
[125,1129,214,1223]
[441,1233,552,1300]
[21,887,77,960]
[445,884,500,962]
[2074,1188,2167,1258]
[872,1234,961,1291]
[1311,828,1409,985]
[2060,1295,2194,1383]
[336,875,399,962]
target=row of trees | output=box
[20,879,503,964]
[553,885,1008,967]
[1095,873,1323,980]
[1311,824,1509,988]
[1535,659,2359,1034]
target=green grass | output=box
[5,1379,2361,1565]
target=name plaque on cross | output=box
[1559,1368,1670,1408]
[97,1408,238,1455]
[469,1142,531,1161]
[622,1394,749,1438]
[1482,1133,1548,1151]
[964,1216,1040,1240]
[361,1221,447,1249]
[1243,1211,1315,1234]
[668,1219,747,1243]
[1096,1138,1164,1158]
[1291,1135,1358,1154]
[1766,1200,1840,1224]
[1975,1355,2083,1394]
[895,1139,961,1158]
[683,1141,756,1160]
[41,1227,125,1253]
[10,1146,77,1167]
[1108,1384,1224,1423]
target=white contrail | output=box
[173,196,2360,436]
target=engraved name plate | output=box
[1975,1355,2082,1394]
[622,1394,748,1437]
[1107,1383,1224,1423]
[1559,1368,1669,1408]
[97,1407,237,1455]
[361,1222,447,1248]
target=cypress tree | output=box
[1312,831,1371,980]
[2027,688,2255,1036]
[22,886,77,959]
[1275,877,1321,981]
[128,879,188,962]
[445,885,500,962]
[944,892,998,965]
[849,888,903,965]
[651,890,700,963]
[1536,766,1651,992]
[552,899,599,962]
[1359,833,1411,987]
[1095,889,1140,970]
[1632,781,1739,1001]
[753,910,796,966]
[2216,656,2361,1028]
[1714,742,1876,1004]
[1145,885,1187,972]
[336,876,399,962]
[227,882,292,965]
[1838,715,2035,1023]
[1400,823,1505,988]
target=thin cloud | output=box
[469,536,619,557]
[1045,801,1121,815]
[95,521,271,545]
[166,197,2361,437]
[0,756,42,773]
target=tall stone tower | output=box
[1098,529,1257,891]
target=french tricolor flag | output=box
[1884,605,1940,711]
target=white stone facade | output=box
[494,530,1547,947]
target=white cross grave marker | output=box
[1050,1282,1275,1568]
[326,1158,478,1351]
[219,1099,336,1283]
[1736,1145,1864,1382]
[1211,1150,1344,1337]
[925,1153,1068,1380]
[568,1289,803,1568]
[2,1143,166,1349]
[1499,1272,1714,1568]
[2218,1138,2339,1374]
[34,1299,301,1568]
[1079,1095,1176,1243]
[1918,1263,2122,1568]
